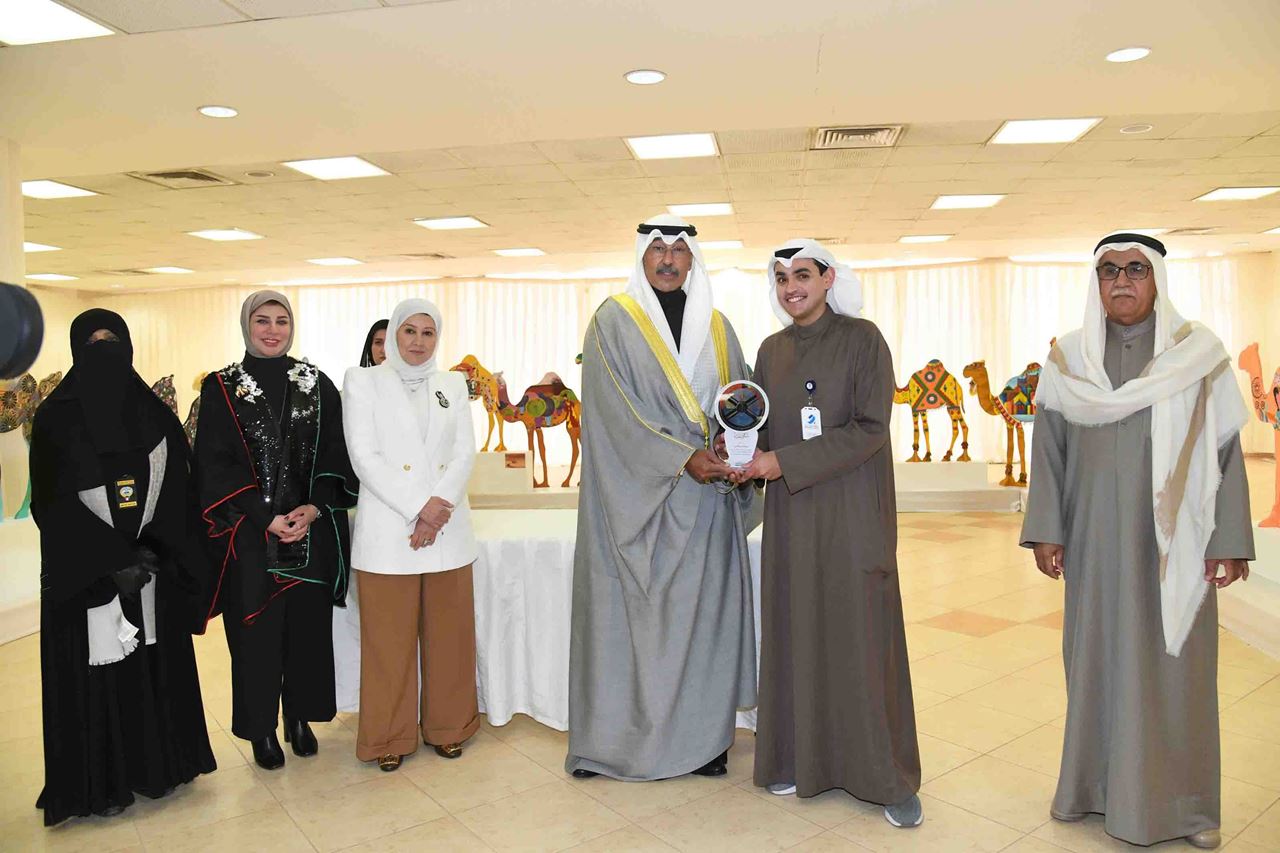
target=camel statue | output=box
[183,372,206,446]
[1238,343,1280,527]
[151,375,178,417]
[963,360,1041,486]
[893,359,969,462]
[494,370,582,489]
[0,371,63,518]
[450,355,507,452]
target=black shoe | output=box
[98,804,126,817]
[571,768,599,779]
[691,750,728,777]
[283,718,318,757]
[251,732,286,770]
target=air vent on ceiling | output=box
[811,125,903,150]
[127,168,238,189]
[398,252,455,260]
[1165,226,1219,236]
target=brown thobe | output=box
[1021,313,1255,846]
[752,308,921,803]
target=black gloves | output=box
[112,565,152,598]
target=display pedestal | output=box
[468,453,579,509]
[894,461,1025,512]
[1220,523,1280,659]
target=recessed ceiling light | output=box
[198,105,238,119]
[23,241,61,252]
[143,266,193,274]
[1264,226,1280,235]
[990,118,1100,145]
[187,228,264,241]
[0,0,113,45]
[245,170,276,179]
[1195,187,1280,202]
[931,194,1005,209]
[282,156,389,180]
[262,274,441,287]
[21,180,98,199]
[494,248,546,257]
[624,69,666,85]
[27,273,78,281]
[626,133,718,160]
[110,284,123,289]
[667,202,733,217]
[1008,253,1093,264]
[898,235,953,244]
[1106,46,1151,63]
[413,216,489,230]
[1120,123,1154,135]
[307,257,364,266]
[1207,250,1225,257]
[701,240,744,250]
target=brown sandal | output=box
[433,742,462,759]
[378,753,402,772]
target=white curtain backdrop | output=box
[42,254,1274,467]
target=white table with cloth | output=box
[334,508,763,731]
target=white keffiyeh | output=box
[1036,237,1249,656]
[765,239,864,325]
[625,214,721,413]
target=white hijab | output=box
[1035,234,1250,656]
[384,298,442,391]
[765,239,864,326]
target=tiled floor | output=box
[3,461,1278,852]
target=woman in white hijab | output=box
[341,299,479,771]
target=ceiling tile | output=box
[715,128,810,154]
[722,152,806,172]
[1219,137,1280,158]
[225,0,380,18]
[897,121,1003,147]
[559,161,646,180]
[62,0,247,33]
[804,149,891,169]
[1170,112,1280,139]
[445,143,550,167]
[534,138,633,163]
[364,149,467,173]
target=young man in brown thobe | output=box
[738,239,922,827]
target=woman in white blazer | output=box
[342,298,479,772]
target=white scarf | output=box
[765,238,864,325]
[1036,240,1249,656]
[384,298,442,392]
[625,214,721,412]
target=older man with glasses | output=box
[1020,233,1254,850]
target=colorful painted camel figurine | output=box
[494,370,582,489]
[0,371,62,518]
[183,373,206,446]
[893,359,970,462]
[451,355,507,452]
[1238,343,1279,527]
[963,361,1041,486]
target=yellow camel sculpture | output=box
[450,355,507,452]
[893,359,970,462]
[963,360,1041,486]
[1238,343,1279,528]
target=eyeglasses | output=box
[646,242,691,258]
[1096,261,1151,281]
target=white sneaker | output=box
[767,782,797,796]
[884,794,923,828]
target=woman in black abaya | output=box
[30,309,216,826]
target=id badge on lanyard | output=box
[801,380,822,440]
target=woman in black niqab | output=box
[30,309,216,826]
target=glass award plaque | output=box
[715,380,769,468]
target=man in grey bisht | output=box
[1021,232,1253,850]
[565,213,757,781]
